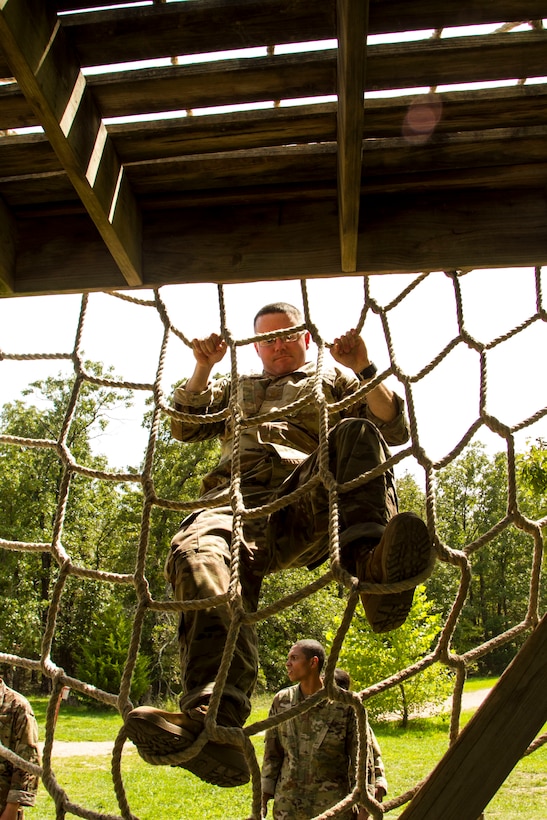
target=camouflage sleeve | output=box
[346,706,359,786]
[368,726,387,795]
[333,371,410,447]
[347,713,388,797]
[260,695,284,798]
[364,392,409,447]
[5,701,40,807]
[171,377,231,442]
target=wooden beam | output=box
[7,187,547,295]
[3,123,547,212]
[336,0,368,272]
[51,1,547,72]
[399,615,547,819]
[3,84,547,177]
[0,0,142,286]
[356,188,547,272]
[0,195,15,294]
[2,31,547,132]
[122,127,547,196]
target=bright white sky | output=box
[1,267,546,484]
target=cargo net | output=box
[0,269,546,819]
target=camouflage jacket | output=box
[172,361,409,504]
[261,684,387,820]
[0,680,40,810]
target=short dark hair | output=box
[334,668,351,690]
[292,639,325,673]
[253,302,303,329]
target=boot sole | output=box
[362,512,432,633]
[125,707,250,787]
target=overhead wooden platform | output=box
[0,0,546,295]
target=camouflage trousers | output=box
[165,418,398,725]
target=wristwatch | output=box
[358,362,378,380]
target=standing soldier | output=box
[0,676,40,820]
[261,641,387,819]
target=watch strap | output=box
[358,362,378,380]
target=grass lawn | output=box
[29,687,547,819]
[461,675,498,693]
[374,713,547,819]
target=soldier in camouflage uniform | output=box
[332,668,387,820]
[0,678,40,820]
[261,642,387,820]
[125,302,432,787]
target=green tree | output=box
[257,568,345,691]
[430,444,539,673]
[396,470,427,519]
[0,366,136,685]
[327,585,452,726]
[518,437,547,506]
[75,600,150,702]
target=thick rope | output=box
[0,265,546,819]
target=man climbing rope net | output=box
[125,301,434,787]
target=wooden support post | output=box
[0,0,142,287]
[0,196,15,294]
[399,614,547,819]
[336,0,368,272]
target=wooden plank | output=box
[362,125,547,180]
[368,31,547,92]
[87,50,336,119]
[3,125,547,209]
[13,210,128,294]
[109,85,547,157]
[9,155,547,214]
[60,1,336,69]
[369,0,547,35]
[91,30,547,101]
[356,188,547,272]
[363,161,547,196]
[53,1,547,71]
[110,104,339,162]
[122,128,547,194]
[336,0,368,272]
[1,31,547,131]
[7,187,547,295]
[0,0,142,287]
[364,84,547,139]
[0,132,62,176]
[55,0,547,30]
[0,169,77,209]
[3,83,547,175]
[0,194,15,293]
[399,615,547,819]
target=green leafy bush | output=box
[327,585,452,725]
[75,601,150,703]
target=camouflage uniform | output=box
[166,361,409,724]
[261,683,387,820]
[0,680,40,818]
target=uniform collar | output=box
[260,360,315,380]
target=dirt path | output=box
[39,689,493,758]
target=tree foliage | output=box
[0,367,136,685]
[518,438,547,503]
[257,569,345,691]
[2,372,545,702]
[74,600,150,702]
[326,586,452,726]
[430,443,544,673]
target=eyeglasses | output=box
[257,331,304,347]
